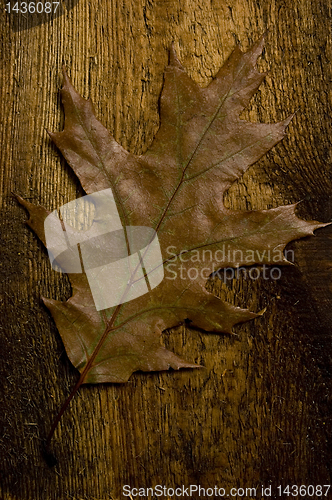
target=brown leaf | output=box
[16,36,326,384]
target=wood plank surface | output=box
[1,1,332,499]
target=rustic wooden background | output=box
[1,1,332,499]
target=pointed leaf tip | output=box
[282,258,295,266]
[169,43,183,69]
[259,30,268,44]
[246,33,266,65]
[283,113,296,128]
[12,191,22,202]
[256,32,266,48]
[257,307,267,316]
[61,65,72,89]
[13,192,29,209]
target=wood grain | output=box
[1,1,332,499]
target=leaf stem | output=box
[44,305,122,457]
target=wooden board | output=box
[1,0,332,498]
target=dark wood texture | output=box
[1,1,332,499]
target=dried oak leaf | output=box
[17,37,325,384]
